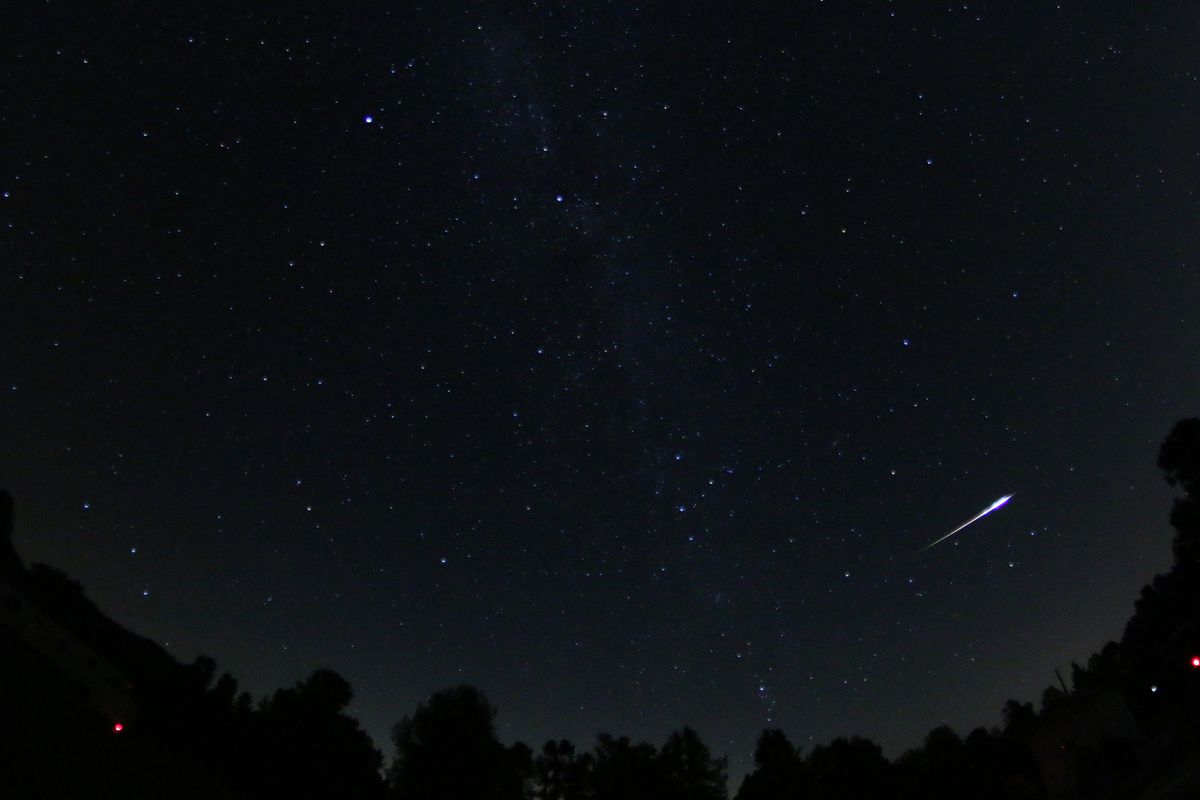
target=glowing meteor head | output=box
[990,494,1013,511]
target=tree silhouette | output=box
[960,726,1042,800]
[252,669,385,799]
[0,489,21,577]
[806,736,890,799]
[1000,700,1037,741]
[389,684,530,800]
[504,742,535,800]
[734,729,807,800]
[920,725,967,800]
[534,739,593,800]
[660,727,728,800]
[589,734,663,800]
[210,671,239,710]
[1159,418,1200,565]
[1038,684,1067,717]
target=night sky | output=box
[4,2,1199,778]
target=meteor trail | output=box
[918,494,1013,554]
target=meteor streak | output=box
[918,494,1013,554]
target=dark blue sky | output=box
[3,1,1198,778]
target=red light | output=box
[1192,657,1200,668]
[113,723,124,733]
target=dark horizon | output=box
[4,1,1200,787]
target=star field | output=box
[3,1,1199,779]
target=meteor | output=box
[918,494,1013,554]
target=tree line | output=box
[3,418,1200,798]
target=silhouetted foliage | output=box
[389,684,530,800]
[892,723,1044,800]
[534,739,593,800]
[963,727,1007,799]
[1160,418,1200,565]
[533,729,726,800]
[0,489,20,577]
[919,726,967,799]
[807,736,890,799]
[0,490,12,539]
[1038,684,1067,717]
[251,669,386,799]
[590,734,663,800]
[660,727,728,800]
[506,742,536,800]
[734,729,807,800]
[1001,700,1037,741]
[211,671,238,709]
